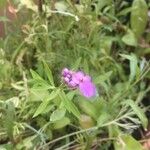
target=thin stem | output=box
[48,10,79,21]
[40,127,97,148]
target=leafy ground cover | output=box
[0,0,150,149]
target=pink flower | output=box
[62,68,96,98]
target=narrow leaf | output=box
[33,89,60,117]
[59,91,80,119]
[43,61,54,86]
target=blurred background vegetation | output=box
[0,0,150,149]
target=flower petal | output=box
[68,80,77,88]
[62,68,69,77]
[79,81,96,98]
[83,75,91,82]
[74,71,85,80]
[72,71,84,84]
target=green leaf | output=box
[33,98,50,118]
[52,117,70,129]
[59,91,80,119]
[79,115,95,129]
[50,108,66,122]
[78,98,98,120]
[71,57,82,70]
[30,69,44,80]
[29,88,49,102]
[97,112,111,127]
[43,61,54,86]
[126,100,148,129]
[94,71,113,84]
[120,54,138,82]
[117,7,132,16]
[97,0,113,11]
[0,143,14,150]
[100,36,113,54]
[30,69,55,90]
[4,102,15,139]
[122,29,137,46]
[83,59,89,74]
[114,134,143,150]
[33,89,60,117]
[131,0,148,38]
[66,91,76,100]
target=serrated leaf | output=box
[59,91,80,119]
[122,29,137,46]
[126,100,148,129]
[50,108,66,122]
[114,134,143,150]
[131,0,148,38]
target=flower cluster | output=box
[62,68,96,98]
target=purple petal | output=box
[83,75,92,82]
[62,68,69,77]
[66,74,71,78]
[79,81,96,98]
[72,71,85,84]
[74,71,85,80]
[72,76,80,84]
[68,80,77,88]
[64,77,70,83]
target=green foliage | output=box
[131,0,148,38]
[59,91,81,119]
[114,134,143,150]
[125,100,148,129]
[50,108,66,122]
[122,29,137,46]
[0,0,150,149]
